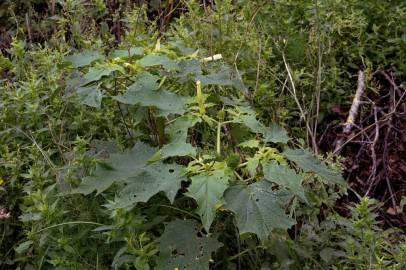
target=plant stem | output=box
[282,52,317,152]
[33,221,104,234]
[217,121,221,156]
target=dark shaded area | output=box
[320,70,406,227]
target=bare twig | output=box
[254,37,262,95]
[334,70,365,154]
[49,0,56,16]
[365,106,379,196]
[382,85,397,211]
[25,13,32,42]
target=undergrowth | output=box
[1,1,405,269]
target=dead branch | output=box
[334,70,365,154]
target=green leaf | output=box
[224,181,295,241]
[232,77,248,95]
[129,72,160,92]
[157,219,223,270]
[0,53,12,70]
[238,139,260,148]
[177,59,202,82]
[169,41,197,55]
[113,72,184,116]
[239,114,289,144]
[186,170,229,231]
[264,123,290,144]
[114,89,186,116]
[15,241,33,254]
[238,114,263,133]
[66,50,104,68]
[283,149,345,185]
[114,89,187,117]
[166,115,201,141]
[110,162,185,208]
[75,142,155,195]
[196,67,233,86]
[65,71,85,96]
[160,142,196,159]
[246,157,259,176]
[159,115,201,159]
[137,54,179,71]
[76,86,102,108]
[111,47,144,58]
[263,161,306,201]
[82,65,123,85]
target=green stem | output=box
[217,121,221,156]
[157,205,200,220]
[228,245,266,261]
[33,221,104,234]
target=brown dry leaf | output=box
[386,206,402,215]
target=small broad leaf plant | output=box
[65,40,344,269]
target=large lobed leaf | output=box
[224,181,295,242]
[186,170,230,231]
[239,114,290,144]
[159,114,201,159]
[127,72,160,92]
[263,161,306,202]
[283,149,345,185]
[176,59,203,82]
[81,65,124,85]
[114,88,187,117]
[65,50,104,68]
[196,67,233,86]
[75,142,155,195]
[75,143,185,206]
[110,47,144,58]
[113,72,187,117]
[137,54,179,71]
[76,86,102,108]
[109,162,185,208]
[157,219,222,270]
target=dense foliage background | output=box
[1,1,406,269]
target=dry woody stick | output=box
[334,70,365,154]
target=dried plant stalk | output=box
[334,70,365,154]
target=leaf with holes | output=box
[75,142,155,195]
[224,181,295,242]
[186,170,229,231]
[283,148,345,184]
[263,161,306,201]
[157,219,222,270]
[108,162,185,209]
